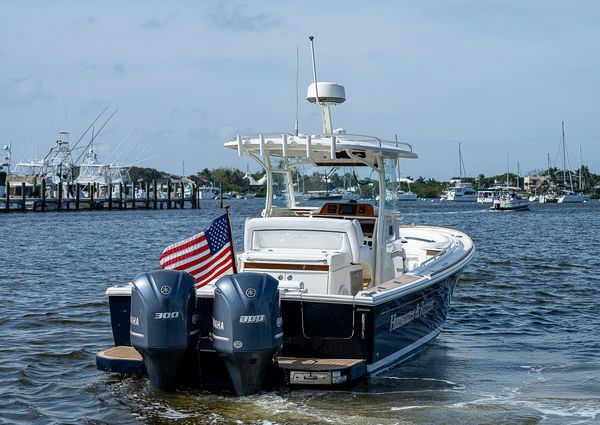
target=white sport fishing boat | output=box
[490,187,529,211]
[96,40,474,396]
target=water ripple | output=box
[1,200,599,424]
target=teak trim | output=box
[244,262,329,271]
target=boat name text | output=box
[389,300,435,331]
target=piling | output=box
[32,178,38,211]
[167,182,172,209]
[90,183,94,210]
[57,181,62,212]
[108,184,113,210]
[41,179,46,212]
[76,184,80,210]
[152,179,157,209]
[119,183,123,210]
[4,181,9,212]
[179,182,184,209]
[21,182,26,212]
[145,182,150,209]
[219,182,223,208]
[131,181,136,210]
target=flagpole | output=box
[223,205,238,273]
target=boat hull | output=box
[442,195,477,202]
[100,269,462,388]
[491,201,530,211]
[279,271,459,374]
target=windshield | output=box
[252,229,345,251]
[266,156,376,209]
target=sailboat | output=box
[440,143,477,202]
[556,122,584,203]
[538,153,558,203]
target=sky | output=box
[1,0,599,180]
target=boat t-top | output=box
[97,40,475,396]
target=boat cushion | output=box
[244,217,365,264]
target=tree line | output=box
[129,166,600,199]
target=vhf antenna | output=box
[309,36,320,106]
[295,44,299,136]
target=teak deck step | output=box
[277,357,364,371]
[276,357,367,385]
[96,346,145,375]
[98,346,143,361]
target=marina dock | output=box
[1,179,203,212]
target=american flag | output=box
[159,214,235,288]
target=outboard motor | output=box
[212,272,282,396]
[130,270,199,391]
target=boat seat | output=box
[244,217,367,264]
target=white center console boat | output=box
[96,47,474,396]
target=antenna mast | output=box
[295,44,299,136]
[309,36,333,135]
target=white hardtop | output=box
[225,133,417,167]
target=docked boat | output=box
[303,190,343,201]
[441,179,477,202]
[197,185,219,200]
[96,45,474,396]
[539,191,559,203]
[490,187,529,211]
[74,146,132,208]
[440,143,477,202]
[555,122,585,204]
[398,178,417,201]
[557,189,585,204]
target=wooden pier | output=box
[1,178,205,213]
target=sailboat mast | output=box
[505,153,509,187]
[458,142,465,179]
[578,146,582,191]
[562,121,567,188]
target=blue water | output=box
[1,199,599,424]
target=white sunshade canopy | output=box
[224,133,417,168]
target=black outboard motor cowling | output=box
[213,273,282,396]
[130,270,199,391]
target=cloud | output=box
[113,62,126,75]
[82,62,98,72]
[140,13,175,30]
[70,16,98,26]
[207,1,283,32]
[187,127,213,140]
[149,128,174,139]
[0,76,52,108]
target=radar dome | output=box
[306,82,346,104]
